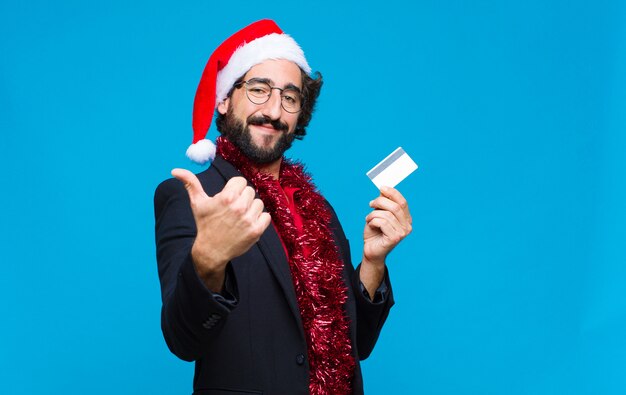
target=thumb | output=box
[171,168,209,203]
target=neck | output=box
[254,158,282,180]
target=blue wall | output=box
[1,1,624,393]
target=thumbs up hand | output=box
[171,169,272,292]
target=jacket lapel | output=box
[256,227,304,331]
[211,156,304,331]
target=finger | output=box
[379,186,409,212]
[231,187,258,216]
[248,209,272,237]
[236,186,257,209]
[257,212,272,232]
[171,168,209,203]
[369,196,403,220]
[367,209,412,237]
[376,186,412,223]
[220,176,249,203]
[366,217,405,246]
[248,198,265,217]
[369,196,412,227]
[366,210,402,235]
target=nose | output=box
[260,88,283,120]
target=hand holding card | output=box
[361,149,415,296]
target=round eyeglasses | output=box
[234,78,303,113]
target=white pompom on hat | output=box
[187,19,312,164]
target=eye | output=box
[282,91,300,105]
[247,83,270,96]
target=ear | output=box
[217,98,230,115]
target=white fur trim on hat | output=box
[186,139,216,165]
[215,33,311,106]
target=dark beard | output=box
[218,108,295,164]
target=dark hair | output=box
[215,69,324,139]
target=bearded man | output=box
[154,20,412,395]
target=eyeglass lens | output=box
[244,80,302,113]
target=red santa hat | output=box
[187,19,312,164]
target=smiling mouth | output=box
[251,123,281,133]
[247,115,289,132]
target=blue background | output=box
[1,0,625,394]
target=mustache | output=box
[247,115,289,132]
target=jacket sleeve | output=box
[351,264,394,360]
[154,177,238,362]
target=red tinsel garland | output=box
[217,137,355,395]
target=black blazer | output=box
[154,156,394,395]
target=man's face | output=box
[217,59,302,164]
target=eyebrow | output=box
[248,77,302,93]
[283,83,302,94]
